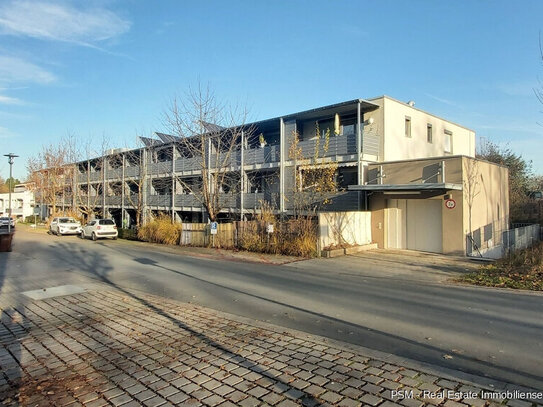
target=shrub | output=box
[138,215,181,245]
[459,241,543,290]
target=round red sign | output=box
[445,199,456,209]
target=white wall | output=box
[319,211,372,249]
[366,96,475,162]
[0,190,35,219]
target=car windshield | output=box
[99,219,115,225]
[59,218,77,223]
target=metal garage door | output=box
[387,199,443,253]
[406,199,443,253]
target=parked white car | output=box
[80,219,118,241]
[0,217,15,228]
[50,217,81,235]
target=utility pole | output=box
[4,153,19,234]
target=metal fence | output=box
[467,221,541,259]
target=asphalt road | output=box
[1,228,542,389]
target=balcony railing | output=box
[148,195,172,206]
[243,192,279,209]
[244,145,280,165]
[106,168,123,179]
[174,194,201,207]
[175,157,201,172]
[105,196,122,205]
[298,133,357,159]
[124,166,140,177]
[147,161,172,175]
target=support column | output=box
[121,154,126,227]
[102,156,107,217]
[279,118,285,214]
[171,145,177,222]
[240,130,245,220]
[357,101,363,185]
[141,148,149,225]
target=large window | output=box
[405,116,411,138]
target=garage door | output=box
[406,199,442,253]
[387,199,443,253]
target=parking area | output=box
[290,249,481,284]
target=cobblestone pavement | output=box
[0,286,541,407]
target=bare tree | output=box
[74,136,110,222]
[463,158,480,251]
[27,142,70,215]
[122,145,149,228]
[288,122,339,217]
[164,84,254,222]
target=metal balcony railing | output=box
[244,145,280,165]
[148,195,171,206]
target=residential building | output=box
[0,183,36,221]
[48,95,508,256]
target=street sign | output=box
[266,224,274,234]
[210,222,218,235]
[445,199,456,209]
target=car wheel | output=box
[92,232,97,241]
[113,236,117,240]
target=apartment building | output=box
[54,96,508,256]
[0,183,35,220]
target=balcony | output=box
[244,145,280,165]
[105,196,122,206]
[106,168,123,180]
[147,161,172,175]
[77,171,102,183]
[366,156,462,186]
[174,194,201,207]
[297,133,356,159]
[243,193,279,210]
[124,166,140,177]
[148,195,171,206]
[174,157,201,172]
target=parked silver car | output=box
[80,219,118,241]
[49,217,81,235]
[0,217,15,228]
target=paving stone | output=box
[360,393,384,406]
[0,289,535,407]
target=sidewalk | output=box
[0,285,541,407]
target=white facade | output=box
[365,96,476,162]
[0,186,35,220]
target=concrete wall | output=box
[462,157,509,255]
[368,96,475,162]
[319,211,372,249]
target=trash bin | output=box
[0,230,14,252]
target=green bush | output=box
[24,215,40,224]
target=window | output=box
[405,116,411,138]
[444,130,453,153]
[427,124,433,143]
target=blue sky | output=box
[0,0,542,180]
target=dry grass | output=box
[138,215,181,245]
[239,202,317,257]
[459,241,543,290]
